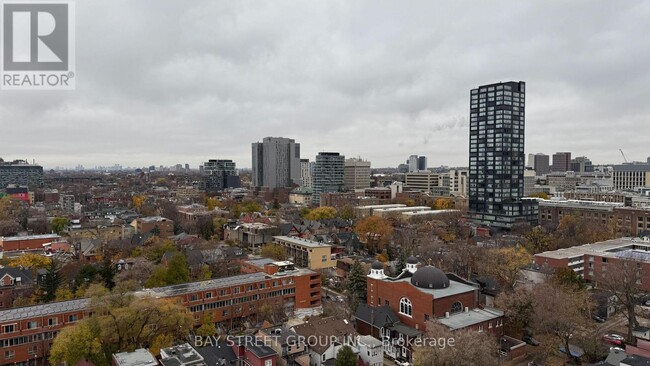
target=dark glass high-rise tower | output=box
[468,81,537,229]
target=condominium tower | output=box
[251,137,301,188]
[468,81,537,229]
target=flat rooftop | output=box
[113,349,157,366]
[438,307,504,330]
[536,237,650,260]
[373,206,431,213]
[141,272,268,298]
[538,199,623,209]
[403,209,460,216]
[0,233,61,241]
[273,236,332,248]
[356,204,406,210]
[0,298,90,322]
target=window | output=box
[2,324,15,333]
[451,301,463,314]
[68,315,78,322]
[322,255,327,262]
[206,292,212,299]
[27,321,37,329]
[48,318,57,326]
[234,287,240,294]
[489,322,493,329]
[28,346,38,355]
[265,360,272,366]
[191,294,198,301]
[399,298,412,317]
[4,350,14,360]
[478,325,484,332]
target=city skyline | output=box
[1,1,649,169]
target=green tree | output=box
[196,312,217,337]
[339,205,355,220]
[261,243,286,261]
[335,345,357,366]
[346,261,367,315]
[553,267,586,290]
[198,264,212,280]
[41,259,62,302]
[49,320,106,366]
[51,217,71,235]
[145,254,190,287]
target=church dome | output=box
[371,261,384,270]
[406,256,419,264]
[410,265,450,289]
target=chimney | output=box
[445,312,449,318]
[465,307,469,313]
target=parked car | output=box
[592,314,606,323]
[395,358,410,366]
[645,300,650,306]
[610,346,625,352]
[602,334,625,346]
[522,336,540,346]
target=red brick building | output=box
[133,216,175,238]
[535,237,650,291]
[359,257,504,361]
[0,234,62,252]
[0,260,321,365]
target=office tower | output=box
[313,152,345,205]
[570,156,593,173]
[251,137,301,188]
[407,155,419,172]
[468,81,537,229]
[201,159,240,192]
[0,159,43,188]
[344,157,371,190]
[533,153,550,175]
[613,161,650,190]
[300,159,313,188]
[417,156,428,171]
[551,152,572,172]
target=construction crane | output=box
[620,149,629,163]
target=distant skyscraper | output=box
[313,152,345,205]
[407,155,418,172]
[201,159,240,192]
[417,156,427,171]
[551,152,572,172]
[251,137,301,188]
[533,153,550,175]
[468,81,537,229]
[300,159,313,188]
[570,156,593,173]
[344,157,371,190]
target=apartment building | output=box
[272,236,335,270]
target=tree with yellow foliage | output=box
[433,198,454,210]
[304,206,338,220]
[354,216,393,254]
[482,246,532,290]
[9,253,52,270]
[132,194,147,210]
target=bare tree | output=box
[532,282,592,362]
[596,255,643,342]
[412,322,498,366]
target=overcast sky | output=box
[1,1,649,169]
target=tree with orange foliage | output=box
[354,216,393,254]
